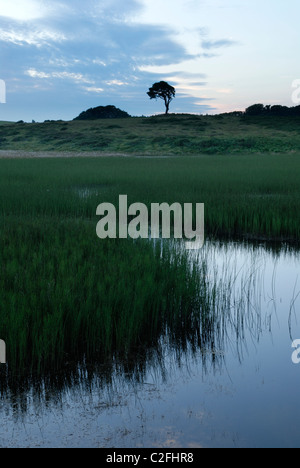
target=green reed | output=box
[0,218,219,375]
[0,153,299,375]
[0,153,298,241]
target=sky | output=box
[0,0,299,122]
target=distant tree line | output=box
[245,103,300,117]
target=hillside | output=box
[0,113,300,155]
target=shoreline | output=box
[0,150,136,159]
[0,150,177,159]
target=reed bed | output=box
[0,153,299,376]
[0,218,240,376]
[0,153,298,241]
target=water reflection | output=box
[0,240,300,448]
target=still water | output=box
[0,240,300,448]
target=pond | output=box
[0,240,300,448]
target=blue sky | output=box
[0,0,299,121]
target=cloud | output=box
[202,39,238,50]
[0,27,66,46]
[0,0,220,120]
[216,88,233,94]
[106,80,129,86]
[0,0,49,21]
[83,87,104,94]
[26,69,95,84]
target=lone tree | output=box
[147,81,176,115]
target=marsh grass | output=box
[0,153,299,240]
[0,217,234,377]
[0,219,266,380]
[0,220,188,371]
[0,152,299,377]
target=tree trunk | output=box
[165,99,170,114]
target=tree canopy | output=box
[147,81,176,115]
[74,105,131,120]
[245,103,300,117]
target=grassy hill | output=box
[0,113,300,154]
